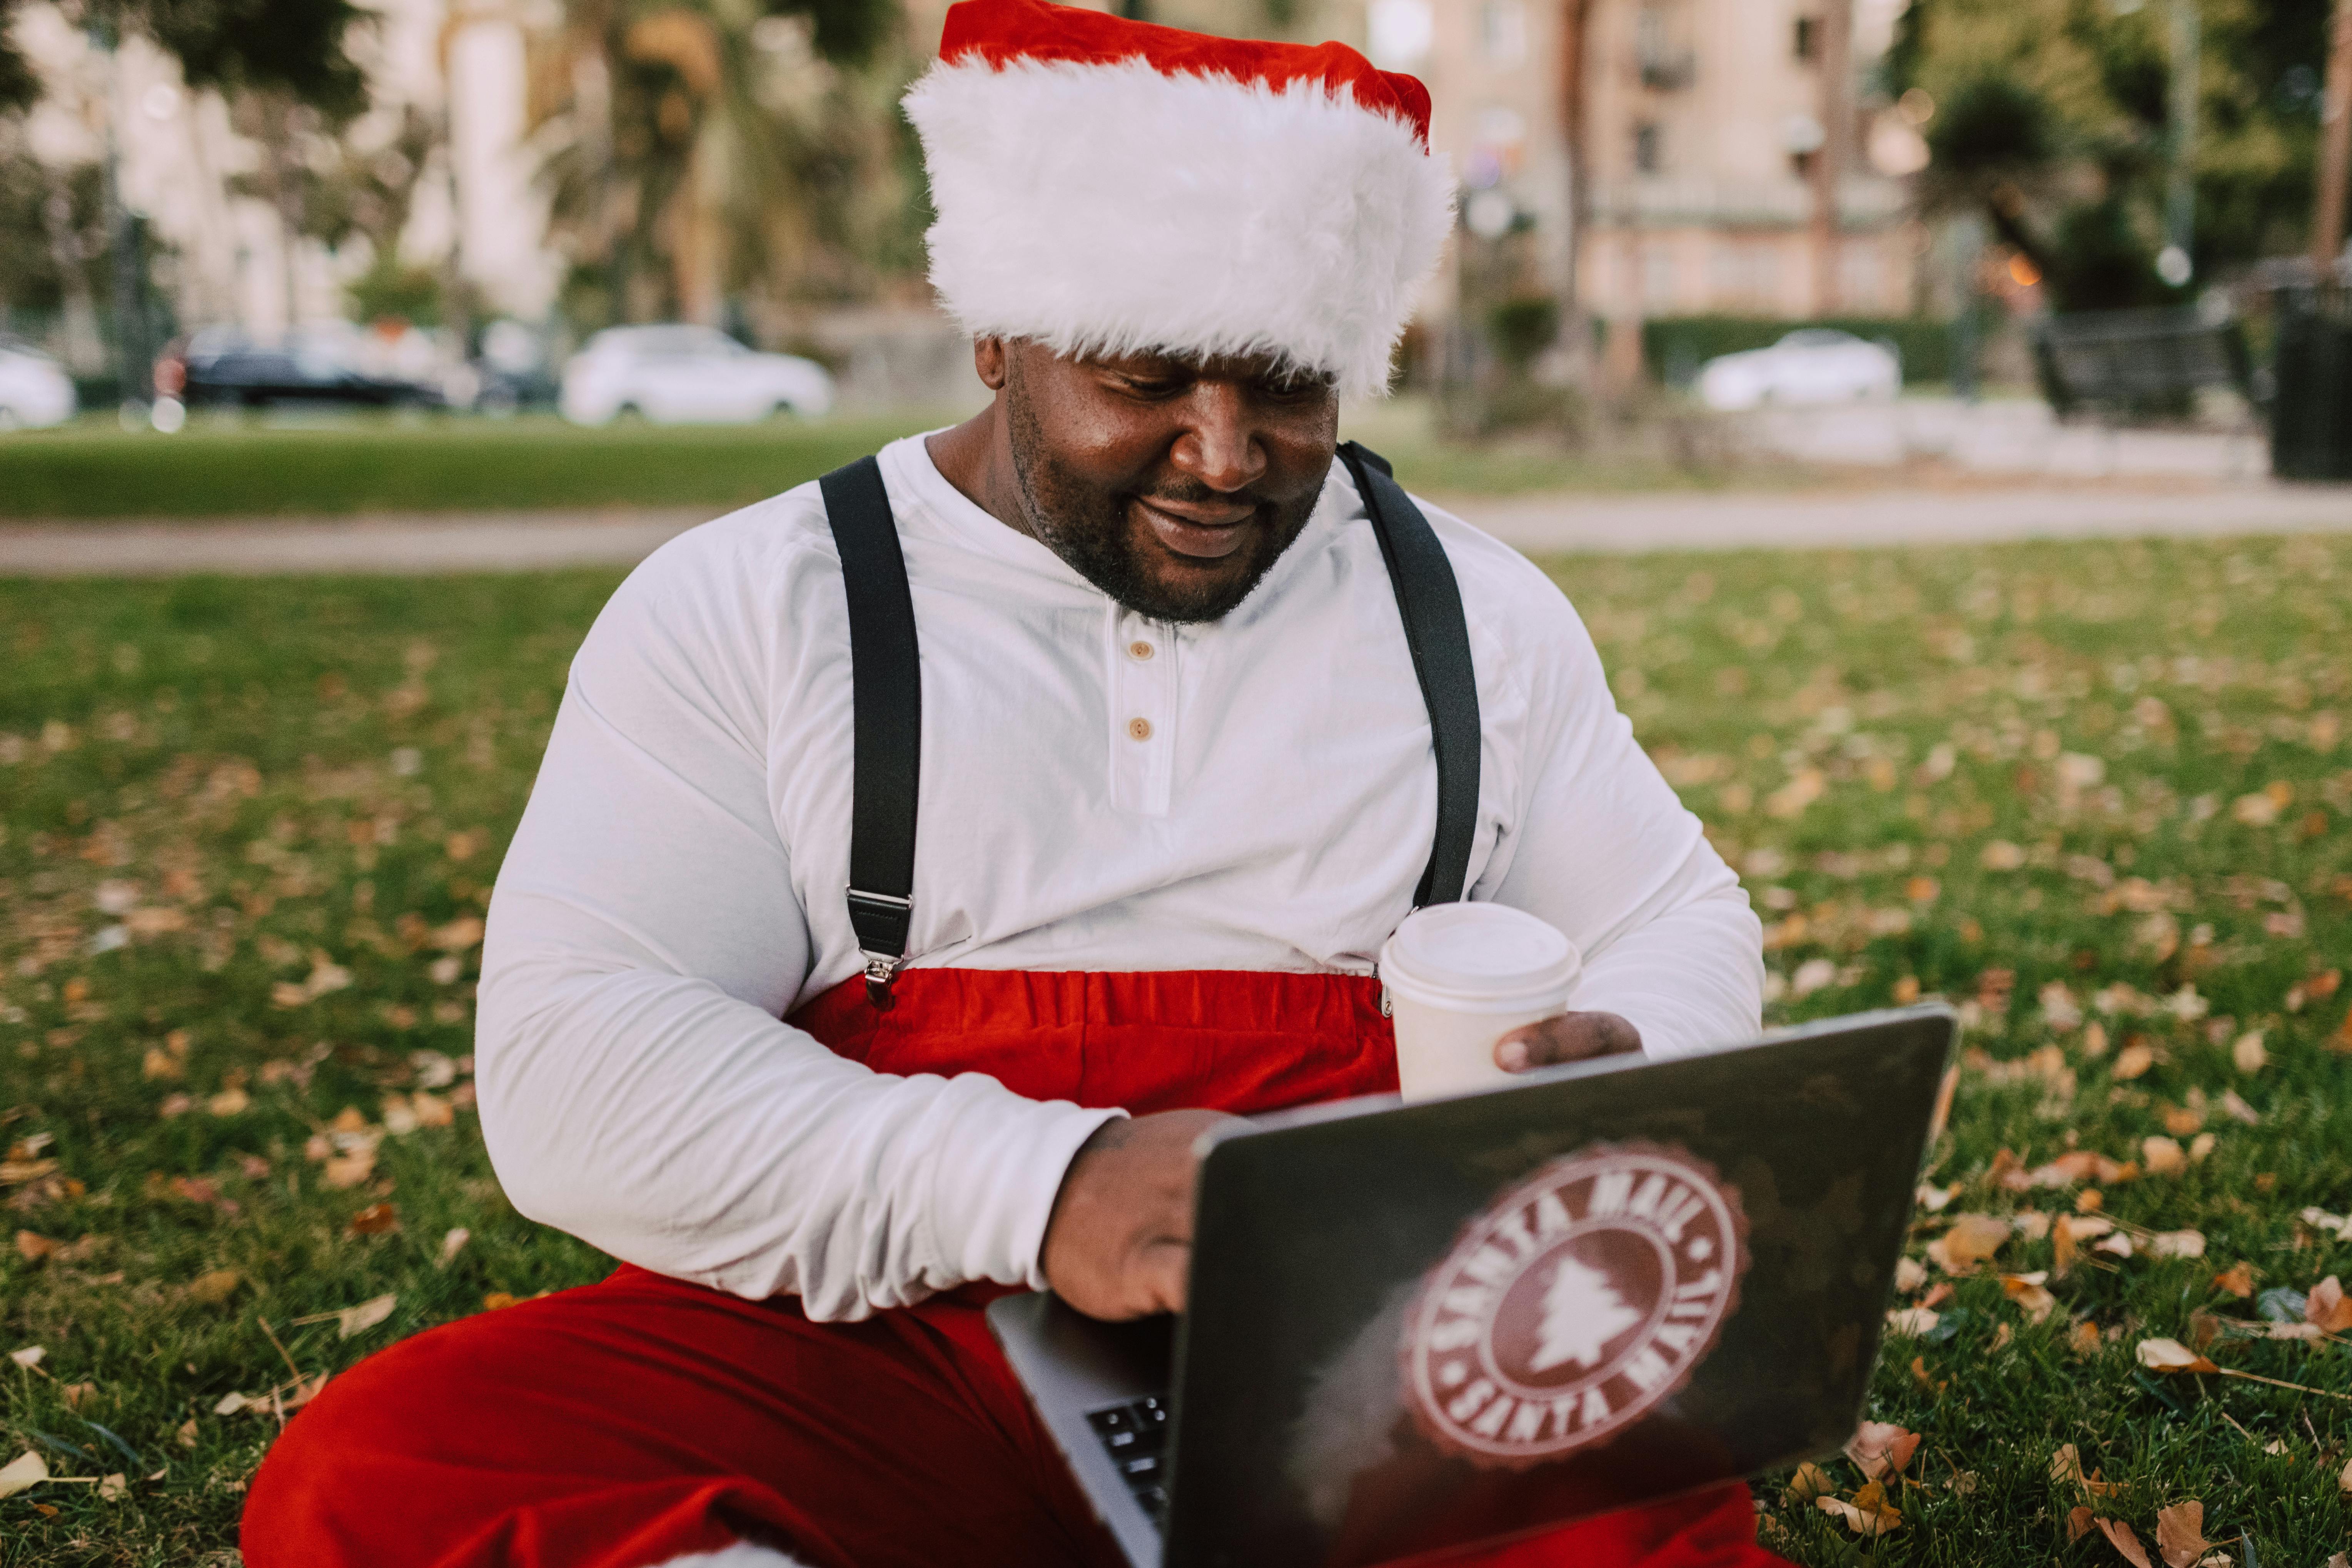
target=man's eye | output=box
[1115,374,1189,398]
[1260,374,1329,399]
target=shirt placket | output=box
[1106,606,1176,817]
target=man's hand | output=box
[1040,1108,1238,1320]
[1494,1010,1641,1073]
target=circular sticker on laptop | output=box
[1400,1142,1748,1467]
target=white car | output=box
[560,326,835,425]
[1695,329,1901,411]
[0,338,78,429]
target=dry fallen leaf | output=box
[2001,1272,2058,1323]
[482,1291,520,1311]
[2211,1262,2256,1299]
[1786,1460,1835,1501]
[14,1230,56,1264]
[320,1149,376,1190]
[2069,1319,2104,1356]
[186,1268,241,1306]
[2308,1276,2352,1334]
[2098,1515,2155,1568]
[0,1449,48,1499]
[439,1227,469,1266]
[1926,1214,2011,1273]
[1886,1305,1941,1337]
[348,1203,400,1237]
[429,915,486,952]
[2114,1043,2156,1080]
[2219,1089,2260,1125]
[175,1418,196,1448]
[2137,1338,2220,1374]
[2340,1454,2352,1497]
[2142,1137,2187,1176]
[1816,1478,1901,1538]
[1844,1420,1921,1481]
[10,1344,44,1369]
[337,1293,397,1339]
[2153,1501,2208,1568]
[2232,1032,2267,1073]
[97,1472,126,1501]
[206,1087,250,1117]
[2067,1504,2097,1541]
[2150,1229,2207,1260]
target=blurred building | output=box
[1337,0,1926,327]
[11,0,557,346]
[1569,0,1923,321]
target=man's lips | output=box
[1135,496,1258,561]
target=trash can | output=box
[2271,292,2352,480]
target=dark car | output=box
[155,326,446,409]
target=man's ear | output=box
[973,337,1009,391]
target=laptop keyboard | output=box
[1086,1394,1172,1528]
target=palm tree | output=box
[529,0,910,332]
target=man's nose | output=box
[1169,382,1268,494]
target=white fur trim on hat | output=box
[903,57,1455,400]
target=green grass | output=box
[0,414,941,520]
[0,401,1801,521]
[2,536,2349,1564]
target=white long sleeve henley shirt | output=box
[476,434,1763,1321]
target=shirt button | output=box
[1127,640,1155,661]
[1127,717,1153,741]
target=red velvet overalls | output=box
[242,969,1790,1568]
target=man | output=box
[243,2,1774,1564]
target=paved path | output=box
[4,484,2352,576]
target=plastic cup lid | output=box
[1380,903,1581,1009]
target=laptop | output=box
[988,1004,1956,1568]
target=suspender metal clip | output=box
[845,887,914,1010]
[860,952,904,1010]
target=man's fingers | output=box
[1137,1239,1191,1316]
[1494,1010,1642,1071]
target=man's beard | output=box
[1005,378,1320,624]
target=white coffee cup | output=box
[1379,903,1584,1102]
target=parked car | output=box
[156,325,446,410]
[560,326,835,425]
[1695,329,1901,411]
[0,337,78,429]
[470,318,560,412]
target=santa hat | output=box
[902,0,1454,401]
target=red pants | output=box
[243,970,1793,1568]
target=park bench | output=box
[2029,305,2261,424]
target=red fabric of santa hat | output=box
[903,0,1455,400]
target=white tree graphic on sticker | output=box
[1527,1253,1643,1373]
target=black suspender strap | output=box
[819,456,922,1008]
[1337,441,1483,908]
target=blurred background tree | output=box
[1891,0,2330,312]
[530,0,919,335]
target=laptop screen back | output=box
[1163,1008,1953,1568]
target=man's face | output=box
[996,341,1339,624]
